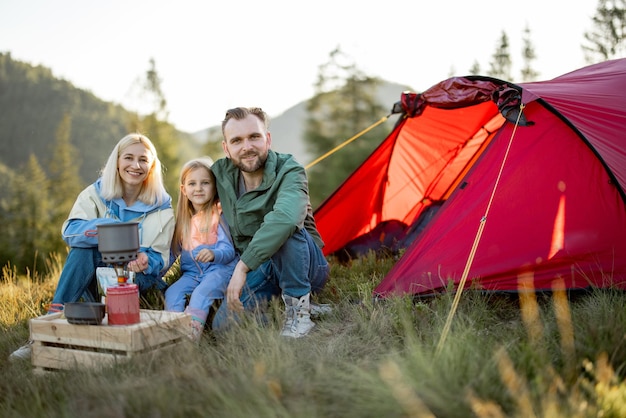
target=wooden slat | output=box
[29,310,190,371]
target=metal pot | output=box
[97,222,140,263]
[64,302,106,325]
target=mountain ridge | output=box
[190,80,413,165]
[1,52,414,177]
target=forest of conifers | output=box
[0,52,201,274]
[0,48,397,277]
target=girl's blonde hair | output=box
[100,133,167,205]
[172,157,218,256]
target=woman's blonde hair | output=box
[100,133,167,205]
[172,157,218,256]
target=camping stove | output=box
[97,222,140,284]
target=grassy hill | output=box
[0,52,198,185]
[1,51,413,180]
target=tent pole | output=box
[304,115,390,170]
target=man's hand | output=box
[226,260,250,312]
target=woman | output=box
[10,133,175,360]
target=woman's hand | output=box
[127,252,149,273]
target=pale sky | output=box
[0,0,598,133]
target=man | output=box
[210,107,329,338]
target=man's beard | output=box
[235,152,267,173]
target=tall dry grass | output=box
[2,252,626,417]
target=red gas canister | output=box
[106,284,140,325]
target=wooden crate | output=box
[30,309,191,372]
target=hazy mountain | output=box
[192,80,413,165]
[1,50,414,177]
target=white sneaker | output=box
[9,341,33,361]
[281,293,315,338]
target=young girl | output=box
[164,157,238,341]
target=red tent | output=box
[313,58,626,297]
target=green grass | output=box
[2,252,626,417]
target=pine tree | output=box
[48,113,84,256]
[144,57,169,121]
[305,47,389,207]
[520,25,540,81]
[134,114,180,197]
[469,60,481,75]
[0,163,19,269]
[488,31,513,80]
[11,155,54,273]
[127,58,180,197]
[583,0,626,63]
